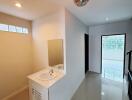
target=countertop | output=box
[28,67,64,88]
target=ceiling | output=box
[0,0,60,21]
[51,0,132,25]
[0,0,132,25]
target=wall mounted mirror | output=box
[48,39,64,70]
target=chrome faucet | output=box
[49,69,54,75]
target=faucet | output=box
[49,69,54,76]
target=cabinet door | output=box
[29,81,48,100]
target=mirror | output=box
[48,39,64,70]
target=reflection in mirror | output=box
[48,39,64,70]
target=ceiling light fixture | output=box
[15,2,22,8]
[74,0,89,7]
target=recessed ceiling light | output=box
[105,17,109,21]
[15,2,22,8]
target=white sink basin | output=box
[38,72,57,81]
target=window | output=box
[9,25,16,32]
[0,23,29,34]
[16,27,23,33]
[0,24,8,31]
[22,28,28,34]
[102,36,124,50]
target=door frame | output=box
[85,34,89,74]
[101,33,126,78]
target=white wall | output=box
[32,9,65,71]
[49,9,88,100]
[89,20,132,73]
[0,7,87,99]
[0,13,33,99]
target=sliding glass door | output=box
[101,34,125,82]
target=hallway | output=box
[72,72,129,100]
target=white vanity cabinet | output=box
[28,68,64,100]
[29,80,48,100]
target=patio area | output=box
[102,59,123,82]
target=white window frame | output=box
[0,23,29,34]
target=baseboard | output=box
[2,85,28,100]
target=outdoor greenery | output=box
[102,35,125,50]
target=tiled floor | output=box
[9,72,129,100]
[72,72,129,100]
